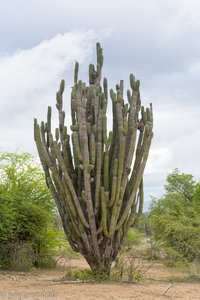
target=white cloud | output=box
[0,30,100,153]
[146,147,171,175]
[0,30,96,111]
[158,1,200,44]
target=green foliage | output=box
[143,240,161,261]
[187,261,200,280]
[149,169,200,261]
[164,168,196,200]
[0,152,62,269]
[64,268,109,282]
[114,256,150,283]
[134,214,151,235]
[59,241,80,259]
[34,254,57,269]
[124,229,143,247]
[9,242,35,272]
[36,225,67,255]
[64,259,151,283]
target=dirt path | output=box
[0,267,200,300]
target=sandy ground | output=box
[0,259,200,300]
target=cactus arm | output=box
[117,130,153,229]
[124,127,144,201]
[89,131,96,165]
[52,142,90,229]
[62,135,74,175]
[109,176,117,207]
[103,148,109,192]
[122,178,144,240]
[109,102,126,237]
[101,187,109,237]
[75,85,101,263]
[72,131,83,162]
[112,89,141,222]
[74,61,79,84]
[109,91,118,177]
[94,109,103,213]
[47,106,51,138]
[132,178,144,227]
[124,89,138,170]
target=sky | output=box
[0,0,200,209]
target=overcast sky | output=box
[0,0,200,209]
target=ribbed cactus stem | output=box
[94,110,103,213]
[89,132,96,165]
[101,186,109,237]
[74,62,79,84]
[34,42,153,275]
[47,106,51,132]
[103,148,109,191]
[72,132,83,162]
[59,79,65,94]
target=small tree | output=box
[34,43,153,275]
[149,169,200,261]
[0,152,59,269]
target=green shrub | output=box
[114,256,152,283]
[144,241,160,261]
[124,229,143,247]
[187,261,200,280]
[0,152,63,270]
[9,243,35,271]
[135,214,152,235]
[59,241,80,259]
[34,255,57,269]
[149,169,200,262]
[65,269,109,282]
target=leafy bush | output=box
[10,242,35,271]
[34,254,57,269]
[149,169,200,261]
[0,152,63,270]
[144,240,161,261]
[187,261,200,280]
[115,256,152,283]
[124,229,143,247]
[64,259,152,283]
[134,214,152,235]
[58,241,80,259]
[65,268,109,282]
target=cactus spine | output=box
[34,43,153,275]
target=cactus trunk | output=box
[34,43,153,275]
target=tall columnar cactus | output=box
[34,43,153,274]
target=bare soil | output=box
[0,257,200,300]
